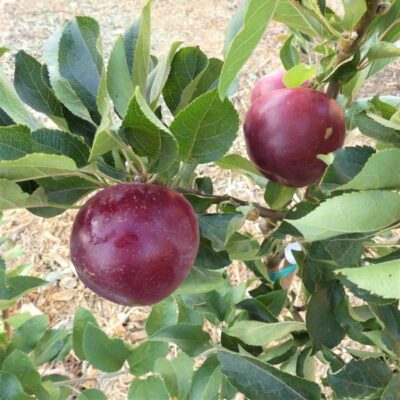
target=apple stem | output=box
[177,188,286,220]
[326,0,382,99]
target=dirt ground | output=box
[0,0,399,398]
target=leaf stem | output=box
[176,188,286,221]
[76,172,106,187]
[121,148,139,177]
[53,376,96,387]
[326,0,381,98]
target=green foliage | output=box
[283,64,316,88]
[1,0,400,398]
[328,358,392,399]
[219,0,279,98]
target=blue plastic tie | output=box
[268,264,297,282]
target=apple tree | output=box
[0,0,399,398]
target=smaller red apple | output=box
[244,88,345,188]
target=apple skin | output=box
[70,183,200,306]
[244,88,345,188]
[251,68,286,103]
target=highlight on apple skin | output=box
[70,183,200,306]
[244,88,346,188]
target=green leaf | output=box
[148,42,182,106]
[72,307,98,360]
[145,297,178,336]
[184,193,216,214]
[337,149,400,191]
[0,372,32,400]
[0,179,30,211]
[175,267,225,295]
[14,47,95,141]
[218,351,321,400]
[224,320,305,346]
[198,213,245,252]
[128,376,169,400]
[44,28,94,124]
[107,36,134,117]
[306,283,346,349]
[354,111,400,146]
[280,35,301,70]
[175,297,204,326]
[163,46,209,114]
[131,0,151,95]
[58,17,103,123]
[216,154,268,187]
[275,0,326,38]
[0,276,47,301]
[367,41,400,61]
[0,153,77,182]
[382,375,400,400]
[0,70,38,129]
[10,315,49,353]
[260,340,297,365]
[33,177,97,211]
[342,0,367,30]
[190,355,222,400]
[192,58,224,100]
[236,290,287,322]
[170,89,239,164]
[14,51,65,124]
[31,329,71,366]
[0,125,31,161]
[283,64,316,88]
[328,358,392,399]
[5,312,32,328]
[337,260,400,300]
[127,341,169,376]
[89,129,120,161]
[225,232,261,261]
[321,146,375,192]
[78,389,107,400]
[264,181,295,209]
[31,129,89,167]
[195,238,231,270]
[219,0,279,99]
[0,108,14,126]
[2,350,46,397]
[122,87,178,172]
[151,324,210,356]
[82,323,131,372]
[370,304,400,358]
[305,235,365,274]
[0,125,90,169]
[154,352,194,400]
[288,191,400,241]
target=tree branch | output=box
[2,310,11,340]
[326,0,381,98]
[176,189,286,221]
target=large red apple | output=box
[251,68,286,103]
[244,88,345,188]
[70,183,200,305]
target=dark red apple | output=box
[70,183,200,305]
[244,88,345,188]
[251,68,286,103]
